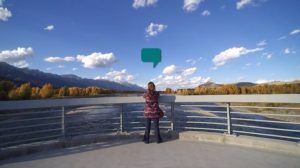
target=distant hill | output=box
[197,81,299,88]
[198,81,256,88]
[199,81,222,88]
[260,80,300,85]
[0,62,145,91]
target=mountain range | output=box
[198,80,300,88]
[0,62,145,91]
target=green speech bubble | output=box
[141,48,161,68]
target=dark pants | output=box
[143,118,162,142]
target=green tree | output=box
[0,80,15,100]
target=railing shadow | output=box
[0,131,179,165]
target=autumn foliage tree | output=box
[17,83,32,99]
[58,87,69,97]
[39,83,54,98]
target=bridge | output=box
[1,94,300,167]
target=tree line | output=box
[164,83,300,95]
[0,80,116,101]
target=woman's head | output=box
[147,82,156,91]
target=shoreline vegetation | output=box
[0,80,300,101]
[0,80,143,101]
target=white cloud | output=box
[0,47,33,68]
[212,47,264,66]
[278,36,287,40]
[44,56,75,62]
[257,40,267,46]
[72,67,78,71]
[182,67,197,76]
[284,48,296,54]
[76,52,116,69]
[290,28,300,35]
[145,22,167,37]
[0,7,12,21]
[236,0,253,10]
[256,79,297,84]
[162,64,177,75]
[255,79,274,84]
[284,48,290,54]
[44,25,54,31]
[57,65,64,68]
[151,65,205,90]
[266,54,272,59]
[186,57,202,65]
[163,64,197,76]
[201,10,210,16]
[94,69,135,83]
[152,74,210,90]
[183,0,204,12]
[132,0,158,9]
[13,60,29,68]
[262,52,272,60]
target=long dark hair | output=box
[147,81,156,91]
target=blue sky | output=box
[0,0,299,90]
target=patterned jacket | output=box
[143,90,162,119]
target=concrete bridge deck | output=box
[1,138,299,168]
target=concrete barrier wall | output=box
[179,131,300,156]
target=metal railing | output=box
[0,94,300,148]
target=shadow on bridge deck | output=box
[1,135,299,168]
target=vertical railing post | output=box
[61,106,65,139]
[120,104,124,132]
[226,102,232,135]
[170,102,175,131]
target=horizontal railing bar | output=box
[231,118,300,125]
[66,108,119,114]
[232,124,300,132]
[128,111,144,113]
[67,129,118,136]
[0,134,62,147]
[1,94,300,110]
[67,106,119,111]
[67,123,120,130]
[123,116,168,119]
[130,126,171,129]
[183,116,227,119]
[0,116,61,124]
[182,127,226,132]
[127,121,171,124]
[179,121,227,125]
[230,105,300,110]
[231,111,300,117]
[66,113,119,117]
[0,122,61,132]
[183,110,227,114]
[0,128,62,138]
[0,109,61,116]
[180,105,226,107]
[66,117,120,124]
[233,130,300,140]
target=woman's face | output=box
[148,84,155,91]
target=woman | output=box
[142,82,163,144]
